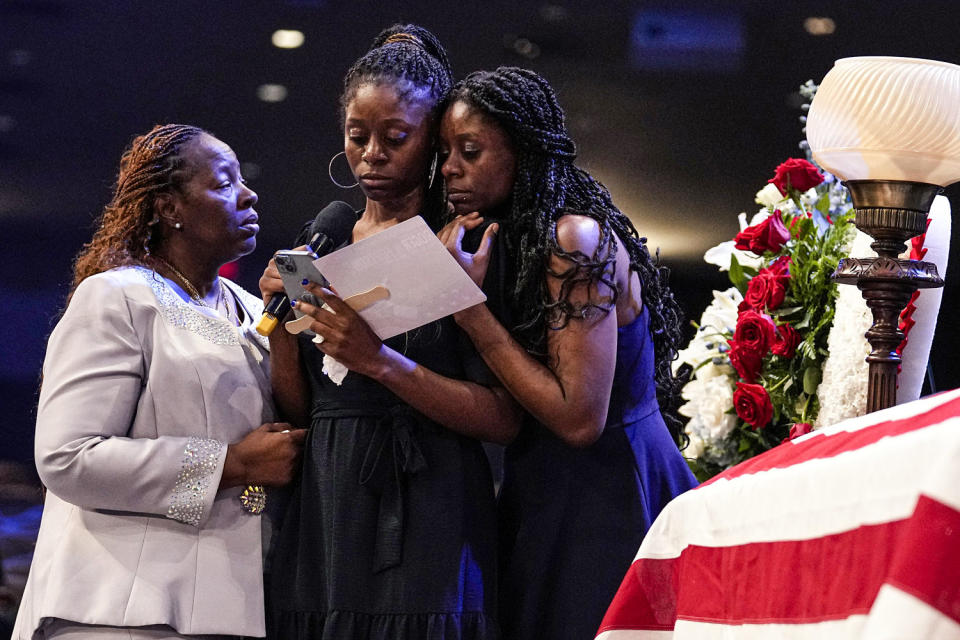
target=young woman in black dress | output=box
[261,26,520,640]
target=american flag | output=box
[596,387,960,639]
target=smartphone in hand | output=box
[274,250,328,336]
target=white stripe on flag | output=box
[595,630,673,640]
[638,416,960,558]
[670,615,868,639]
[862,585,960,639]
[792,388,960,441]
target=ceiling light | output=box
[272,29,305,49]
[804,17,836,36]
[540,4,569,22]
[511,37,541,60]
[257,84,288,103]
[8,49,32,66]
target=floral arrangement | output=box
[676,156,856,480]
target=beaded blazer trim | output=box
[132,266,268,350]
[167,436,225,526]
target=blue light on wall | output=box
[630,8,745,72]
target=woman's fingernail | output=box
[290,299,297,307]
[301,278,309,285]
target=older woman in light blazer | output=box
[13,124,305,640]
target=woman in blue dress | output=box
[437,67,698,640]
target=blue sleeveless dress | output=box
[496,306,698,639]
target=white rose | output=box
[684,432,705,459]
[749,209,772,226]
[674,338,714,372]
[678,398,699,420]
[755,183,786,208]
[703,241,763,272]
[700,288,742,331]
[700,376,737,440]
[697,361,734,381]
[679,375,736,443]
[778,199,798,215]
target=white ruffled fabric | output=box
[898,196,951,402]
[321,353,349,385]
[308,303,349,385]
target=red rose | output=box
[734,209,791,255]
[768,158,823,195]
[727,310,776,382]
[789,422,813,439]
[734,226,758,252]
[740,267,790,312]
[732,310,776,353]
[772,323,802,358]
[734,382,774,430]
[728,342,764,382]
[768,254,792,275]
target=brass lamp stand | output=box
[832,180,944,412]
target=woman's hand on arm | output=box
[292,285,523,445]
[260,253,311,426]
[454,214,618,447]
[438,212,498,289]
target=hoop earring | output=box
[427,152,438,190]
[328,151,359,189]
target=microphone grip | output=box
[254,292,290,337]
[255,233,330,337]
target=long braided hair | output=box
[449,67,688,442]
[340,24,452,229]
[70,123,207,299]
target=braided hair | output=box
[341,24,453,228]
[70,123,207,298]
[449,67,688,443]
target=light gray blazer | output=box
[13,267,275,639]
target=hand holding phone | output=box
[274,250,328,336]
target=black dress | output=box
[267,263,499,638]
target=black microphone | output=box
[256,201,357,336]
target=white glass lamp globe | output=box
[806,56,960,187]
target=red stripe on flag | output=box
[597,553,678,633]
[596,496,960,630]
[887,495,960,624]
[674,520,903,624]
[700,393,960,487]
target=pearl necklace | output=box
[153,256,235,325]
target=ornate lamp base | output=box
[832,180,943,413]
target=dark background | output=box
[2,0,959,469]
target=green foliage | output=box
[734,190,854,464]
